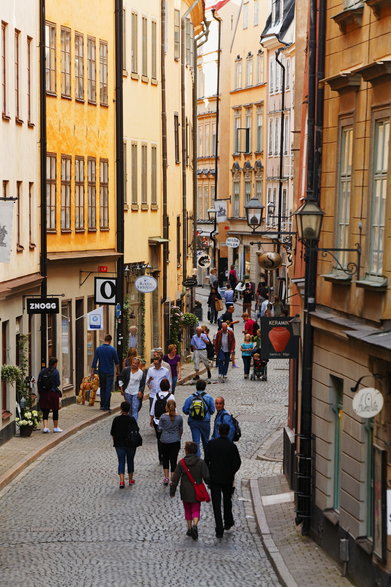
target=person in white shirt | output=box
[118,358,144,421]
[146,356,172,410]
[150,379,175,465]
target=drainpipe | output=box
[192,36,198,272]
[211,9,222,271]
[161,0,169,346]
[275,49,286,259]
[115,0,124,363]
[39,0,47,368]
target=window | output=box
[186,19,192,66]
[174,10,180,60]
[330,376,343,511]
[122,9,126,70]
[2,180,8,198]
[87,157,96,229]
[243,2,249,29]
[282,189,287,226]
[29,183,35,246]
[198,67,205,97]
[234,112,241,152]
[142,17,147,77]
[266,186,273,224]
[141,144,147,205]
[212,123,216,156]
[272,0,281,25]
[61,301,72,386]
[269,58,274,94]
[15,30,21,120]
[286,59,290,89]
[47,154,56,230]
[197,185,203,219]
[235,59,242,90]
[203,185,209,219]
[256,105,263,152]
[61,27,71,97]
[256,51,264,84]
[244,180,251,207]
[45,22,56,93]
[1,21,7,115]
[245,109,252,152]
[75,157,84,230]
[131,12,138,73]
[61,156,71,230]
[254,0,259,26]
[198,125,203,157]
[255,179,262,201]
[174,114,180,163]
[268,119,273,155]
[131,142,138,205]
[87,37,96,102]
[27,37,32,124]
[176,216,181,265]
[151,20,157,80]
[205,124,210,157]
[151,145,157,205]
[75,33,84,100]
[99,40,108,105]
[274,117,280,155]
[246,55,253,87]
[369,118,389,276]
[16,181,22,249]
[100,159,109,228]
[233,181,240,217]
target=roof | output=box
[187,0,206,35]
[261,0,295,44]
[0,272,42,299]
[344,329,391,351]
[47,250,122,261]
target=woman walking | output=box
[163,344,181,393]
[207,286,222,324]
[118,357,144,420]
[241,334,254,379]
[150,379,175,464]
[110,400,141,488]
[158,399,183,486]
[37,357,62,434]
[170,441,210,540]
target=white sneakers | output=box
[53,427,63,433]
[42,427,50,434]
[42,427,63,433]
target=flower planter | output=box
[19,425,34,438]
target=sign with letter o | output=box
[94,277,117,305]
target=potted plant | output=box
[15,410,41,437]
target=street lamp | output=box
[244,198,265,232]
[294,200,324,241]
[207,207,217,269]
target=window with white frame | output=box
[268,118,273,155]
[246,55,253,87]
[47,154,56,230]
[256,105,263,152]
[274,117,280,155]
[87,157,96,229]
[243,2,249,29]
[254,0,259,26]
[233,181,240,217]
[75,33,84,100]
[1,21,8,115]
[284,115,289,154]
[256,51,264,84]
[142,17,147,77]
[368,118,389,276]
[286,58,290,89]
[151,145,157,205]
[203,185,209,219]
[131,12,138,73]
[272,0,281,25]
[245,109,252,152]
[99,40,108,105]
[198,125,203,157]
[337,127,353,258]
[87,37,96,102]
[235,58,242,90]
[269,58,274,94]
[266,186,273,224]
[100,159,109,229]
[174,10,180,60]
[212,122,216,156]
[205,124,210,157]
[244,180,251,207]
[15,29,21,119]
[131,142,138,204]
[197,185,203,219]
[255,179,262,201]
[75,157,85,230]
[45,22,56,94]
[61,155,71,230]
[151,20,157,80]
[61,27,71,97]
[234,111,241,152]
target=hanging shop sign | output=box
[26,298,60,314]
[183,276,198,288]
[352,387,384,419]
[260,317,298,359]
[226,237,240,248]
[197,254,211,268]
[94,277,117,305]
[87,307,103,330]
[135,275,158,293]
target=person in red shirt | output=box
[242,313,256,336]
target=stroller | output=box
[250,348,268,381]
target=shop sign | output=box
[26,298,60,314]
[94,277,117,305]
[135,275,157,293]
[183,276,198,287]
[352,387,384,419]
[197,254,211,268]
[260,317,298,359]
[87,307,103,330]
[226,237,240,248]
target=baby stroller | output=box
[250,349,268,381]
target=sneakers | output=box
[163,477,169,486]
[129,479,135,485]
[232,364,239,368]
[42,427,50,434]
[53,427,63,433]
[244,374,249,379]
[119,481,125,489]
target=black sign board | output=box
[260,317,298,359]
[26,298,60,315]
[183,276,198,288]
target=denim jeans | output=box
[171,375,178,393]
[124,392,140,421]
[189,420,211,456]
[218,351,231,376]
[242,355,252,375]
[99,372,114,410]
[115,446,136,474]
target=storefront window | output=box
[61,301,72,386]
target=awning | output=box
[0,272,42,298]
[47,249,122,261]
[148,237,169,245]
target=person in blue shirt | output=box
[211,397,235,442]
[223,284,235,307]
[91,334,120,412]
[182,380,215,456]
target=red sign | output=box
[98,266,108,272]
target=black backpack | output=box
[38,368,55,393]
[154,392,170,419]
[231,414,242,442]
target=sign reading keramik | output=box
[27,298,60,314]
[260,317,298,359]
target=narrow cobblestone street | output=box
[0,347,288,587]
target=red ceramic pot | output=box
[268,327,291,353]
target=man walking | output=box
[182,380,215,456]
[214,322,235,382]
[205,423,241,538]
[211,397,235,442]
[146,355,172,410]
[190,326,212,381]
[91,334,120,413]
[223,284,235,307]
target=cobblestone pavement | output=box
[0,353,287,587]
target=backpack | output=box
[154,392,170,419]
[231,414,241,442]
[38,368,55,393]
[190,392,207,420]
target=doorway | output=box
[75,299,84,394]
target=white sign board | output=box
[197,254,211,268]
[87,307,104,330]
[135,275,158,293]
[352,387,384,419]
[226,237,240,248]
[94,277,117,305]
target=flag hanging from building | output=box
[0,201,15,263]
[205,0,231,11]
[215,200,228,223]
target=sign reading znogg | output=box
[352,387,384,418]
[135,275,158,293]
[197,254,211,268]
[26,298,60,314]
[94,277,117,305]
[226,237,240,248]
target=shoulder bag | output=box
[180,458,210,503]
[127,418,143,448]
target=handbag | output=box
[127,419,143,448]
[215,298,224,312]
[180,458,210,503]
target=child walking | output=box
[170,441,210,540]
[241,334,254,379]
